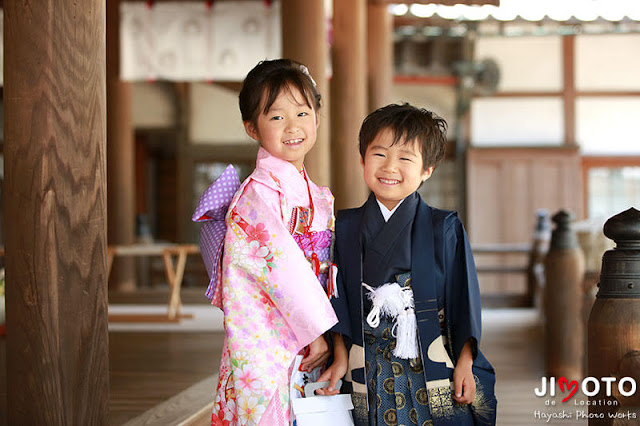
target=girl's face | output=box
[244,86,318,171]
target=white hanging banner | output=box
[210,0,281,81]
[121,2,155,81]
[120,1,281,82]
[153,2,213,80]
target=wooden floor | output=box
[0,300,593,425]
[481,309,589,426]
[109,331,223,425]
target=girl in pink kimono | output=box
[196,59,343,426]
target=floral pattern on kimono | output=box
[212,148,338,426]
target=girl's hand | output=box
[300,335,330,372]
[315,334,348,396]
[452,340,476,404]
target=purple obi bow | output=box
[192,165,241,301]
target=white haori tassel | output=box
[362,282,404,327]
[362,283,419,359]
[392,302,419,359]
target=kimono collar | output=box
[376,198,405,222]
[255,146,307,187]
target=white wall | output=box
[475,36,563,92]
[576,97,640,154]
[391,83,457,138]
[471,33,640,154]
[471,97,564,145]
[131,82,177,128]
[576,34,640,91]
[189,83,252,145]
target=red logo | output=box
[558,376,579,402]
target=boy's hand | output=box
[300,335,330,372]
[452,362,476,404]
[316,334,348,396]
[452,340,476,404]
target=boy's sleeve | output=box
[330,234,353,342]
[225,180,337,350]
[445,215,482,362]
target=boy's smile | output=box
[361,128,434,210]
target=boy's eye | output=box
[373,153,385,158]
[401,157,412,162]
[270,115,283,121]
[298,112,308,117]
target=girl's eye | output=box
[401,157,412,162]
[298,112,309,117]
[270,115,283,121]
[374,153,385,158]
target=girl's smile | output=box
[244,85,319,171]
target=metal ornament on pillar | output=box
[544,210,585,380]
[588,207,640,422]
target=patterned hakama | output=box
[364,316,434,426]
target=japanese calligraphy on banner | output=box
[120,1,281,81]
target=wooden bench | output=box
[107,243,200,321]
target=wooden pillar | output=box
[107,0,137,290]
[544,210,585,380]
[367,1,393,112]
[588,208,640,422]
[282,0,331,187]
[4,1,110,424]
[175,82,192,243]
[563,35,576,147]
[332,0,369,209]
[527,209,551,309]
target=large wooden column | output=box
[107,0,137,290]
[332,0,369,209]
[4,1,110,424]
[281,0,331,187]
[367,1,394,111]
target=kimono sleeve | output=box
[444,215,482,362]
[329,232,353,342]
[225,180,337,349]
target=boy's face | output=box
[361,128,434,210]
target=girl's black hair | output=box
[239,59,322,128]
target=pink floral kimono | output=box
[209,148,338,425]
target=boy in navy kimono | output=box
[317,103,497,425]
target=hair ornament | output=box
[299,65,317,88]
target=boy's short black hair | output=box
[359,103,447,171]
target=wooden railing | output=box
[472,238,549,307]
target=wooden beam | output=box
[395,75,459,86]
[282,0,331,187]
[331,0,370,209]
[4,0,110,423]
